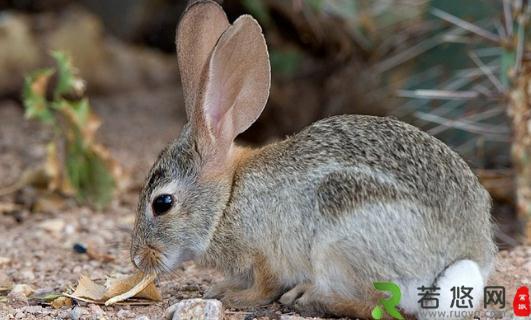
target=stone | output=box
[88,304,105,318]
[70,306,86,320]
[20,270,35,281]
[7,291,28,308]
[0,272,13,289]
[10,284,33,296]
[116,309,136,318]
[165,299,223,320]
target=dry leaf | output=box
[71,275,106,301]
[86,247,115,263]
[104,272,159,305]
[51,296,72,309]
[69,272,160,305]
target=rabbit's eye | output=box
[152,194,174,216]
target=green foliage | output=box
[22,51,117,209]
[270,49,303,77]
[23,69,55,124]
[241,0,271,26]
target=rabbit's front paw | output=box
[204,280,242,299]
[221,287,278,309]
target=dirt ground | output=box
[0,89,530,320]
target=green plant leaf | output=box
[51,51,77,99]
[22,69,55,124]
[65,138,115,209]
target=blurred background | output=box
[0,0,529,245]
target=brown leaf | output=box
[69,272,161,305]
[71,275,106,301]
[104,272,160,305]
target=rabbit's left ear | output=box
[193,15,270,157]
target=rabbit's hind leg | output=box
[284,283,373,318]
[279,283,311,305]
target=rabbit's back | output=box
[231,115,495,286]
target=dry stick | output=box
[374,24,468,73]
[503,0,514,37]
[428,108,505,136]
[515,17,526,74]
[431,8,500,43]
[397,89,479,100]
[495,20,508,39]
[468,51,506,94]
[414,112,510,137]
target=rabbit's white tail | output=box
[415,259,485,320]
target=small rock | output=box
[165,299,223,320]
[20,305,50,315]
[88,304,105,318]
[73,243,88,254]
[7,291,28,308]
[20,270,35,281]
[70,306,86,320]
[0,272,13,289]
[57,309,70,319]
[10,284,34,296]
[39,218,65,233]
[116,308,136,318]
[15,311,25,319]
[135,316,150,320]
[0,256,11,266]
[65,223,76,235]
[280,316,315,320]
[524,260,531,273]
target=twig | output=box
[503,0,514,36]
[514,15,526,74]
[398,89,479,100]
[468,51,506,93]
[415,112,510,136]
[428,107,505,136]
[495,19,508,39]
[431,8,500,43]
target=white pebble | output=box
[166,299,223,320]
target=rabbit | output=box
[130,0,497,318]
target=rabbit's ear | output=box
[176,0,230,118]
[194,15,270,160]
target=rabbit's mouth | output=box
[133,244,195,274]
[133,244,170,274]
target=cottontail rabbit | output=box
[131,1,496,318]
